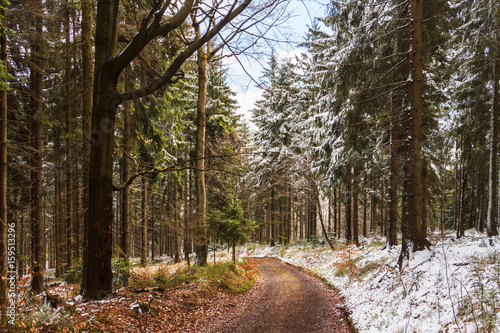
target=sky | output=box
[225,0,330,127]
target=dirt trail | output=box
[208,257,353,333]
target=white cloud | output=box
[235,87,262,132]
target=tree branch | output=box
[116,0,252,103]
[109,0,195,77]
[112,151,259,191]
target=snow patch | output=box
[246,232,500,332]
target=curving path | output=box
[208,257,353,333]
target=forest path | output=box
[207,257,353,333]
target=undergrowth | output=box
[334,244,359,279]
[131,257,258,294]
[457,249,500,332]
[2,258,258,332]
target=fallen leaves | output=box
[6,260,259,332]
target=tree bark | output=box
[478,173,486,233]
[0,6,7,316]
[30,0,44,292]
[352,167,359,246]
[487,58,499,237]
[271,187,276,244]
[399,0,431,267]
[120,68,131,286]
[65,5,74,268]
[184,148,191,266]
[469,171,476,229]
[195,26,208,265]
[81,0,119,299]
[288,185,292,243]
[173,160,181,263]
[345,169,352,243]
[387,106,399,247]
[327,193,332,233]
[159,177,165,256]
[54,136,63,277]
[333,188,338,238]
[457,164,466,238]
[422,158,428,238]
[370,178,376,234]
[81,0,93,268]
[440,161,446,234]
[141,178,148,266]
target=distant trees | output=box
[247,0,497,265]
[0,0,499,313]
[450,0,499,238]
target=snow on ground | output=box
[243,231,500,333]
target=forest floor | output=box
[207,257,353,333]
[9,230,499,332]
[7,257,353,332]
[247,230,500,332]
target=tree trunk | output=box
[337,186,342,238]
[270,187,276,244]
[150,187,155,261]
[440,163,446,234]
[195,27,208,265]
[313,190,335,250]
[0,7,7,315]
[487,58,499,237]
[352,167,359,246]
[65,6,74,267]
[81,0,119,299]
[287,185,292,243]
[457,165,466,238]
[71,12,80,260]
[141,178,148,266]
[363,191,368,238]
[399,0,431,267]
[232,234,236,264]
[159,177,165,256]
[387,107,399,247]
[370,178,376,234]
[279,194,284,244]
[80,0,93,285]
[333,188,338,238]
[422,158,428,238]
[184,149,191,266]
[54,137,63,277]
[120,68,131,286]
[30,0,44,292]
[327,193,332,233]
[469,172,476,229]
[345,170,352,243]
[478,173,486,233]
[380,180,385,235]
[173,166,181,263]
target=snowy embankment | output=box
[239,231,500,333]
